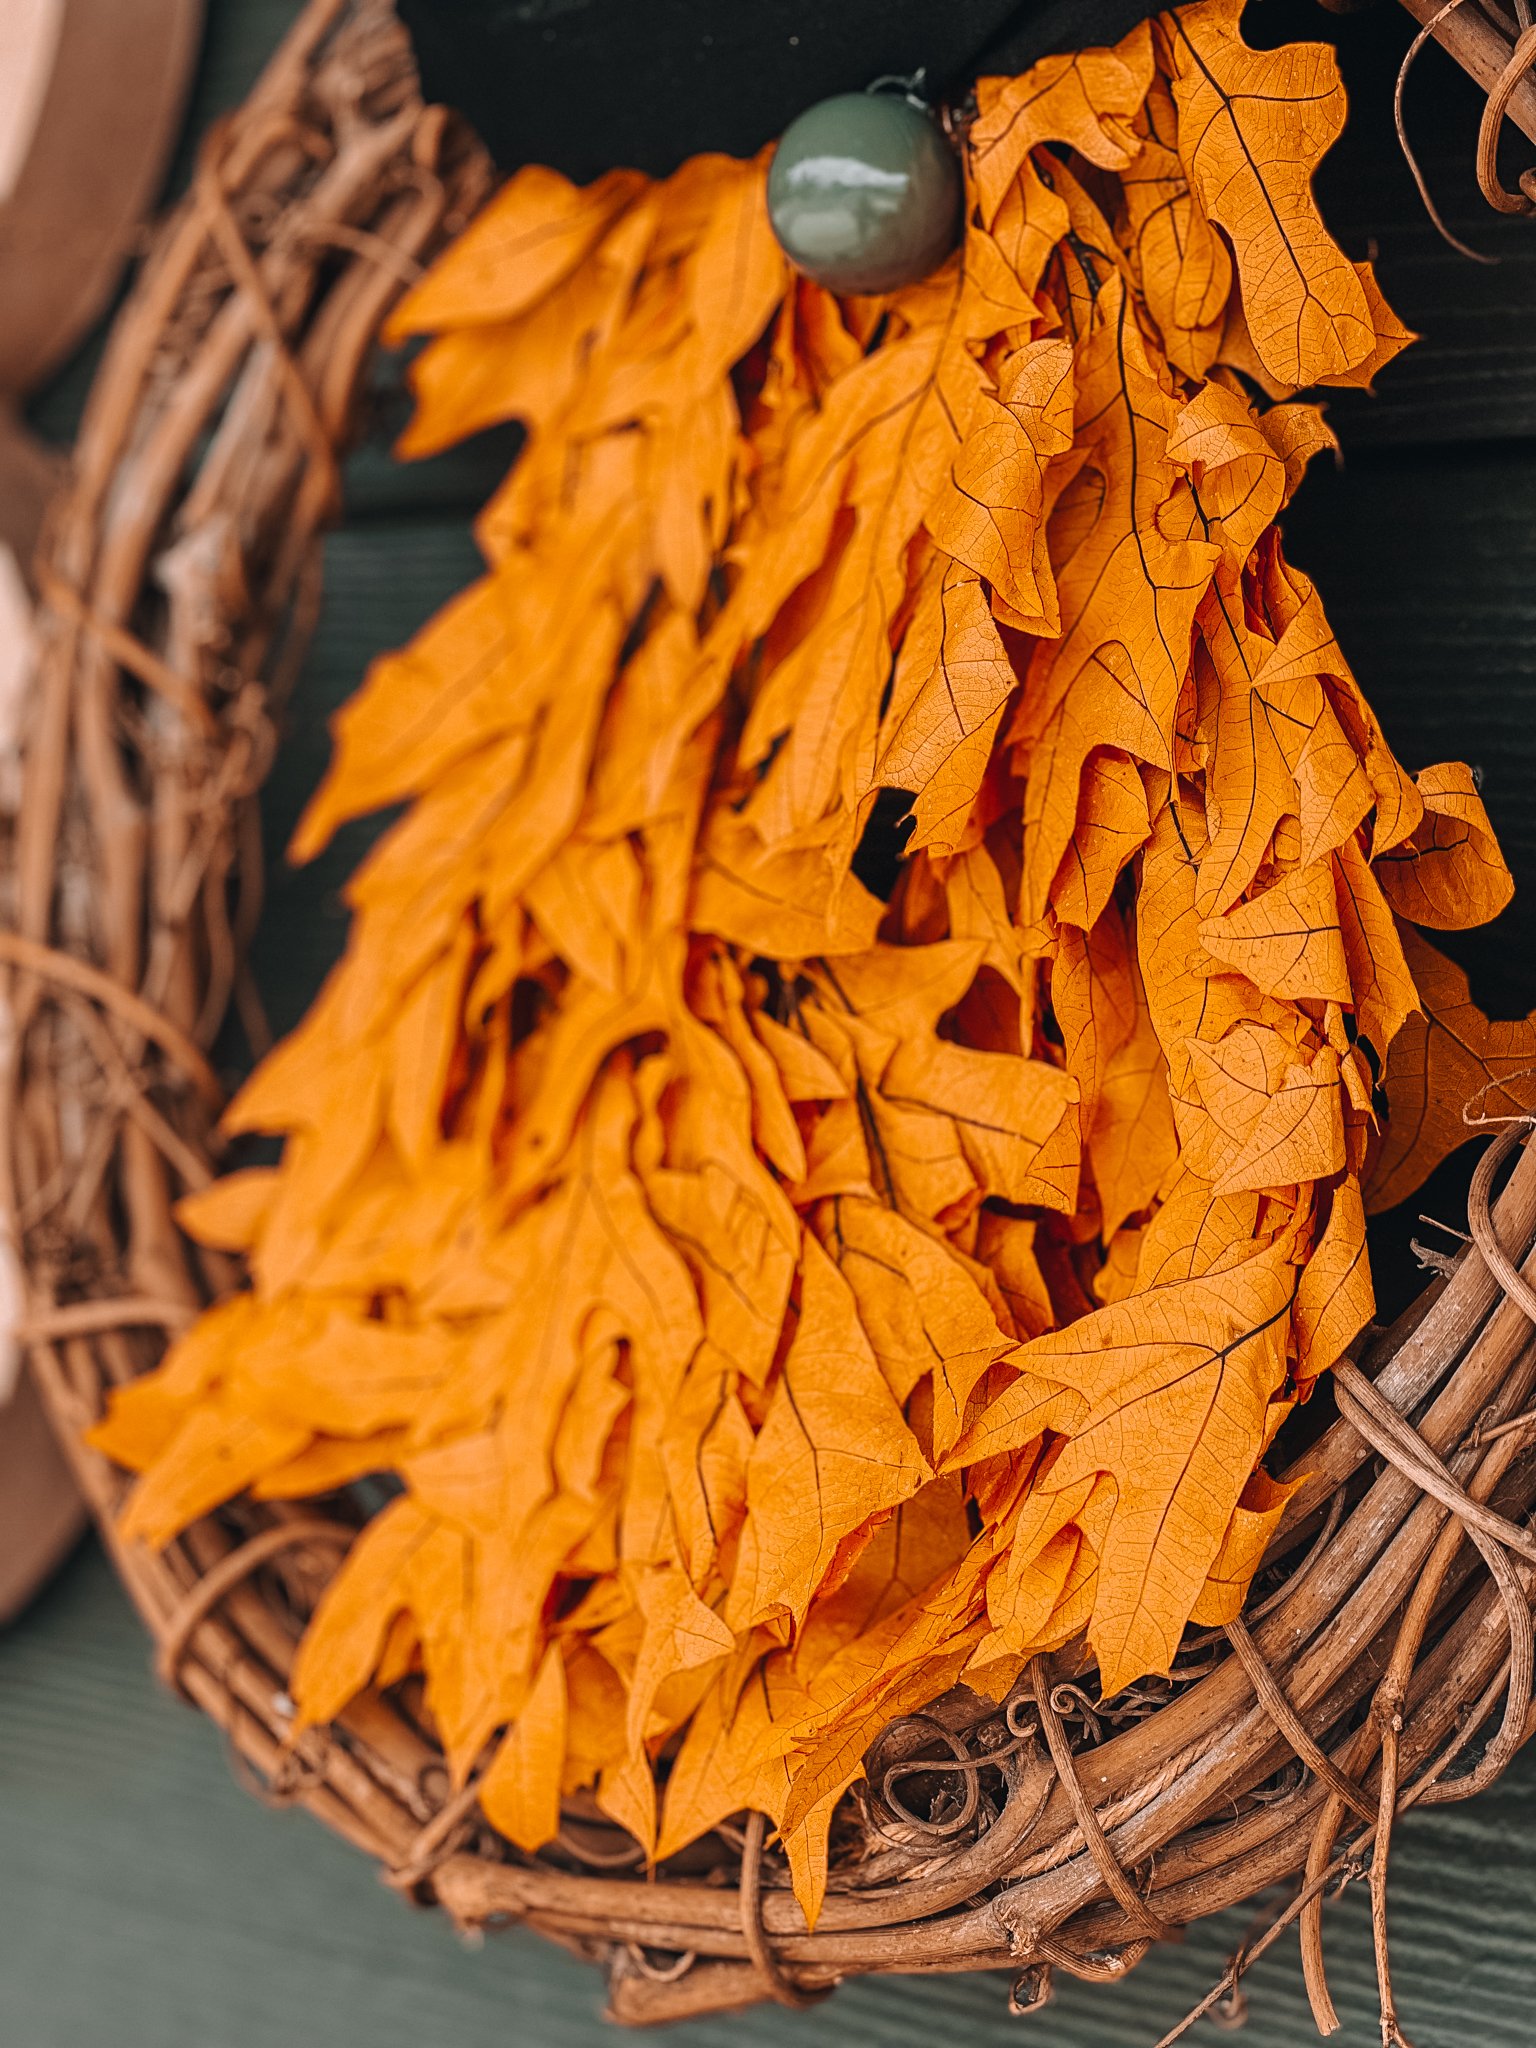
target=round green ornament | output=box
[766,90,963,296]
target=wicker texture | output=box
[10,0,1536,2034]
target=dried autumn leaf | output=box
[1368,928,1536,1211]
[871,560,1019,857]
[818,1195,1013,1457]
[971,23,1154,225]
[1313,259,1416,392]
[1049,750,1152,930]
[727,1232,931,1631]
[1161,0,1373,386]
[1134,1168,1262,1290]
[1332,831,1419,1063]
[925,338,1074,629]
[1374,762,1514,930]
[1183,1025,1346,1195]
[479,1641,567,1853]
[1120,77,1232,379]
[1015,278,1220,920]
[385,165,644,337]
[956,1237,1296,1689]
[1188,1467,1297,1625]
[1089,946,1180,1237]
[1292,1175,1373,1382]
[1198,861,1353,1005]
[1168,379,1287,559]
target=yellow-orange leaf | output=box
[1162,0,1373,386]
[1005,1237,1296,1690]
[1188,1467,1297,1626]
[1374,762,1514,931]
[1368,928,1536,1211]
[872,561,1018,856]
[1199,861,1352,1004]
[972,25,1154,225]
[925,339,1074,629]
[1184,1025,1345,1194]
[1292,1175,1373,1382]
[729,1233,931,1631]
[479,1642,567,1853]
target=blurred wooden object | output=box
[0,1377,87,1627]
[0,0,203,394]
[0,0,203,1623]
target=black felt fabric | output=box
[395,0,1153,177]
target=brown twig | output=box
[1395,0,1499,259]
[1397,0,1536,146]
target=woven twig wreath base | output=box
[11,0,1536,2033]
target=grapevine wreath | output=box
[15,0,1536,2036]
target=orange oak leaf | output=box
[1090,946,1180,1237]
[957,1237,1296,1690]
[1120,77,1231,379]
[871,559,1019,857]
[288,1497,448,1732]
[1160,0,1373,386]
[944,842,1034,1002]
[1183,1024,1345,1194]
[387,166,645,334]
[728,1232,931,1631]
[692,810,884,959]
[479,1641,568,1853]
[1049,749,1152,930]
[1373,762,1514,931]
[1193,587,1306,918]
[925,338,1075,629]
[1333,831,1419,1064]
[1292,1175,1373,1383]
[1313,259,1416,392]
[1256,548,1423,854]
[1368,928,1536,1211]
[659,1351,755,1587]
[1015,278,1220,921]
[1168,379,1287,559]
[1133,1168,1263,1289]
[818,1195,1013,1457]
[625,1566,735,1752]
[1198,861,1353,1005]
[971,24,1154,225]
[1052,907,1137,1144]
[1137,798,1273,1102]
[1188,1467,1297,1626]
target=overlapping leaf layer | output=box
[94,0,1536,1922]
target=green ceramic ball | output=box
[767,92,963,296]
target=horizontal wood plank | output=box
[1282,440,1536,1018]
[249,517,484,1042]
[1292,0,1536,453]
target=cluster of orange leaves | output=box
[94,0,1536,1925]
